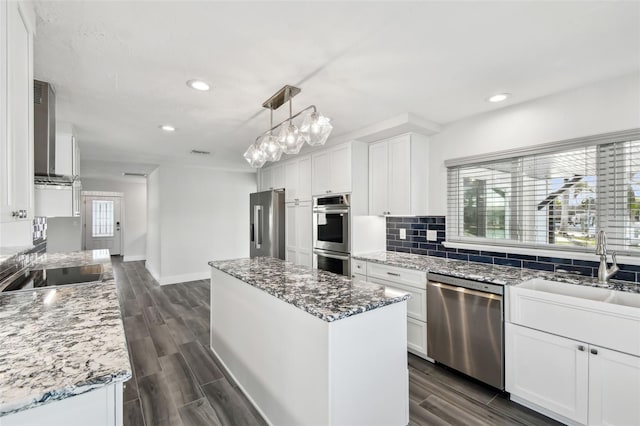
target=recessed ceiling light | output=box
[160,125,176,132]
[187,79,211,91]
[487,93,511,103]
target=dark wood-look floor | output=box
[113,258,560,426]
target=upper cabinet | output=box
[368,133,429,216]
[55,123,80,178]
[284,155,311,202]
[311,143,352,196]
[0,1,35,228]
[259,163,284,192]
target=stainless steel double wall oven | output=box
[312,194,351,276]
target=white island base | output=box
[210,268,409,426]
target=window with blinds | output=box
[92,200,114,237]
[447,133,640,254]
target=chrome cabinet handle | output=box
[590,348,598,355]
[578,345,585,351]
[387,272,401,277]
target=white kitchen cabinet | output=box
[0,0,34,227]
[361,261,429,359]
[506,323,589,424]
[285,201,312,267]
[368,133,429,216]
[285,155,311,202]
[2,382,123,426]
[351,273,367,285]
[588,346,640,426]
[312,143,352,196]
[506,322,640,426]
[259,163,284,192]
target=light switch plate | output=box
[427,230,438,241]
[399,228,407,240]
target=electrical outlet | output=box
[427,230,438,241]
[399,228,407,240]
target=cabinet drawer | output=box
[368,277,427,322]
[352,259,367,275]
[351,273,367,285]
[407,317,427,357]
[367,262,426,290]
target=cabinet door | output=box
[588,346,640,426]
[285,203,297,249]
[6,1,33,219]
[296,201,312,265]
[272,164,285,190]
[329,144,351,194]
[407,317,428,357]
[285,160,299,202]
[369,141,388,216]
[312,151,330,195]
[351,273,367,285]
[0,1,9,222]
[505,323,588,424]
[387,135,411,215]
[73,136,80,177]
[297,156,311,201]
[367,276,426,321]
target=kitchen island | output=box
[0,250,131,426]
[209,257,410,426]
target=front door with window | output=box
[84,195,122,255]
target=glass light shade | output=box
[243,143,267,168]
[258,133,283,162]
[300,111,333,146]
[277,122,305,155]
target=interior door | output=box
[84,195,122,255]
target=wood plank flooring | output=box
[113,258,560,426]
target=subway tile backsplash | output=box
[386,216,640,283]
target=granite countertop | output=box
[0,250,131,417]
[209,257,410,322]
[0,245,34,265]
[353,251,640,293]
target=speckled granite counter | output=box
[209,257,410,322]
[0,245,33,266]
[0,250,131,417]
[354,251,640,293]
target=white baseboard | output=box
[145,261,160,282]
[123,255,146,262]
[158,271,210,286]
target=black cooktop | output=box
[1,265,103,293]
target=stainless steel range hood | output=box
[34,80,72,184]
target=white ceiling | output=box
[33,1,640,176]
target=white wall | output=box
[82,177,148,261]
[428,72,640,215]
[146,165,256,285]
[145,169,161,279]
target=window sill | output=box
[442,241,640,267]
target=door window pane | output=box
[92,200,114,237]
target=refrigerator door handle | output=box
[254,205,262,249]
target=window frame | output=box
[445,129,640,256]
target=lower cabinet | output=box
[2,382,124,426]
[285,201,312,267]
[354,261,429,359]
[506,323,640,425]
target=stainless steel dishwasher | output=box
[427,273,504,389]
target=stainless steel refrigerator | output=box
[250,190,285,259]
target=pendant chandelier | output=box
[244,85,333,168]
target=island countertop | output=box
[0,250,131,417]
[353,250,639,293]
[209,257,410,322]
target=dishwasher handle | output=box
[428,281,503,299]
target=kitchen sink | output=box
[517,278,640,307]
[509,278,640,356]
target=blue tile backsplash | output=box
[386,216,640,283]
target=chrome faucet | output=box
[595,230,619,283]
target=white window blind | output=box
[92,200,114,237]
[447,134,640,254]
